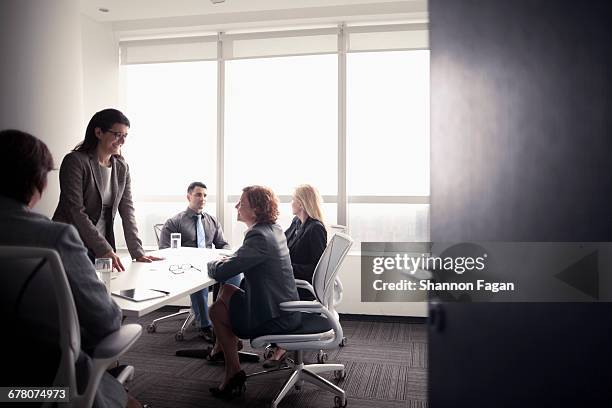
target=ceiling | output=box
[81,0,427,39]
[81,0,425,22]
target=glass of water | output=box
[170,233,182,249]
[94,257,113,294]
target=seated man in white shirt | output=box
[159,182,241,342]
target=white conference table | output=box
[110,247,228,317]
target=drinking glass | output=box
[95,257,113,294]
[170,233,182,249]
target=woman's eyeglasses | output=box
[169,264,201,274]
[107,130,128,140]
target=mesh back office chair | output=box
[307,224,348,350]
[263,225,350,361]
[147,224,196,340]
[249,232,353,408]
[153,223,163,247]
[0,246,142,408]
[327,225,347,313]
[264,225,349,360]
[328,224,348,239]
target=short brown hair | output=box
[242,185,279,224]
[0,129,54,204]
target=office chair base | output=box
[147,308,195,341]
[175,312,196,341]
[175,349,260,363]
[247,351,346,408]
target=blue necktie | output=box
[196,214,206,248]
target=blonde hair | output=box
[293,184,325,224]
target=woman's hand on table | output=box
[136,254,165,263]
[103,251,125,272]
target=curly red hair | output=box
[242,185,279,224]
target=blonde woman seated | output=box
[263,184,327,369]
[206,186,301,399]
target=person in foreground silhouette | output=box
[0,129,146,408]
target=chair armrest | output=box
[81,324,142,408]
[92,324,143,360]
[295,279,315,296]
[279,302,341,334]
[279,300,323,312]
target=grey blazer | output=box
[0,196,126,408]
[208,222,299,330]
[53,151,145,259]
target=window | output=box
[118,25,429,250]
[117,61,217,247]
[346,50,430,245]
[225,54,337,246]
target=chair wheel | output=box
[334,370,346,380]
[340,337,347,347]
[334,395,347,407]
[317,351,328,364]
[175,332,184,341]
[147,324,156,333]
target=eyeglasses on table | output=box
[168,264,201,274]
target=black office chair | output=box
[0,246,141,408]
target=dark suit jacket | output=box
[207,222,299,330]
[53,151,145,259]
[285,216,327,282]
[0,196,126,408]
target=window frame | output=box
[119,23,430,248]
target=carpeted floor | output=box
[122,308,428,408]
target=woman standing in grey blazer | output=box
[53,108,161,271]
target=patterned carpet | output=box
[122,308,428,408]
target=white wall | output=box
[81,15,120,121]
[81,14,129,249]
[336,254,427,317]
[0,0,83,217]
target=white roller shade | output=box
[347,24,429,52]
[120,36,217,65]
[118,24,429,64]
[223,28,337,60]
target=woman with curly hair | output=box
[206,185,301,398]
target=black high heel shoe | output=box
[209,370,247,399]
